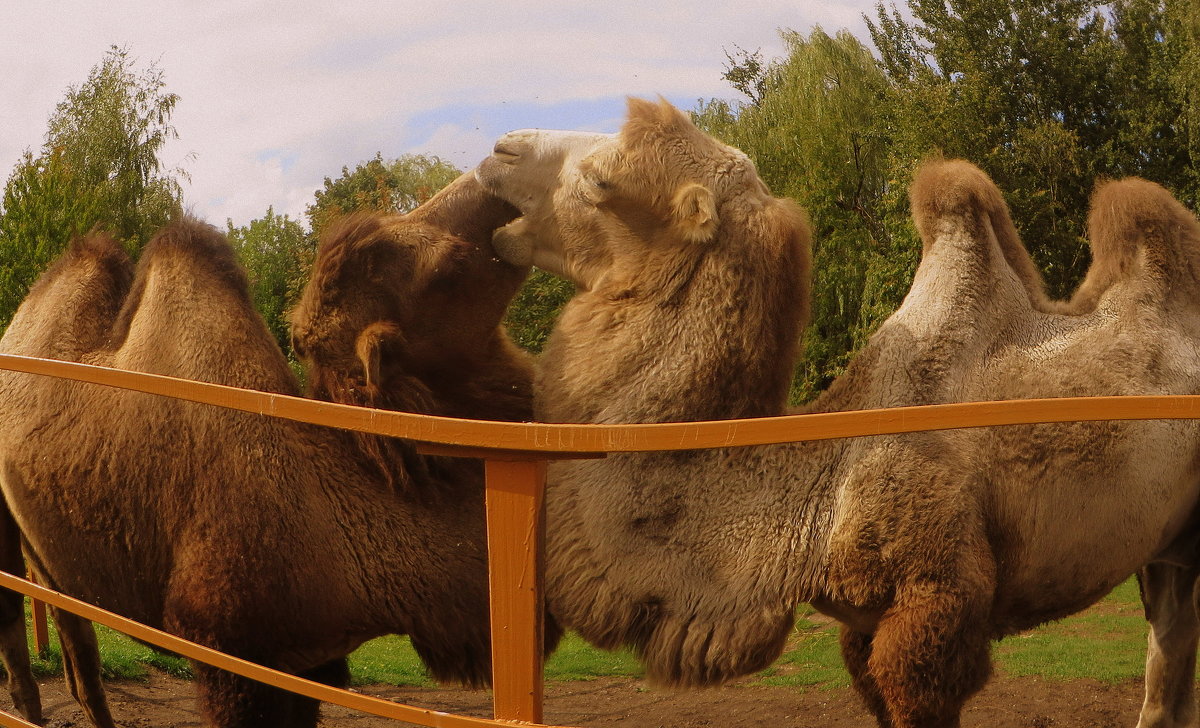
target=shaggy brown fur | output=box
[292,172,533,425]
[0,181,543,728]
[477,99,1200,728]
[477,97,814,682]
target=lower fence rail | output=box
[0,571,574,728]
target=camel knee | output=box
[865,605,992,728]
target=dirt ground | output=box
[13,669,1148,728]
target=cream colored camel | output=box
[0,174,545,728]
[475,97,1200,728]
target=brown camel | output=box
[475,97,1200,728]
[0,173,547,727]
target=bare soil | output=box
[16,670,1147,728]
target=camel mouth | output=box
[491,148,520,163]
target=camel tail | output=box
[1070,178,1200,310]
[910,158,1054,309]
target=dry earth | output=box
[13,669,1147,728]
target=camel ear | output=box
[671,182,719,244]
[355,322,405,389]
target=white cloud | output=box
[1,1,887,229]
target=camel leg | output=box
[0,508,40,724]
[192,657,347,728]
[861,590,992,728]
[0,615,40,725]
[1136,562,1200,728]
[839,627,893,728]
[51,608,116,728]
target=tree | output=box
[305,153,462,237]
[867,0,1198,296]
[695,28,908,400]
[0,151,104,327]
[227,208,312,355]
[693,2,1198,400]
[0,45,184,328]
[503,270,573,354]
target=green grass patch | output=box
[347,635,434,687]
[26,610,192,681]
[544,631,643,681]
[752,603,850,688]
[22,578,1158,689]
[993,578,1149,684]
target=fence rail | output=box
[1,352,1198,726]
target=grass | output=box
[993,577,1148,684]
[20,578,1154,689]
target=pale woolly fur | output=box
[481,98,1200,727]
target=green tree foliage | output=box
[226,208,312,354]
[695,2,1197,400]
[503,270,574,354]
[868,0,1198,296]
[695,28,912,400]
[305,153,462,236]
[0,152,104,327]
[0,46,184,329]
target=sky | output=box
[1,2,889,229]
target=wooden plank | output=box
[30,598,48,657]
[484,459,547,724]
[0,707,39,728]
[0,571,572,728]
[5,354,1200,456]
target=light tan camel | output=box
[0,174,548,727]
[475,97,1200,728]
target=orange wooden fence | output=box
[1,352,1199,727]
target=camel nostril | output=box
[492,136,532,162]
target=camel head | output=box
[290,172,527,414]
[475,97,804,296]
[476,97,810,422]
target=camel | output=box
[474,97,1200,728]
[0,172,549,727]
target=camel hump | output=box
[1,228,135,359]
[108,217,262,351]
[29,228,132,299]
[909,158,1053,309]
[138,216,252,294]
[910,159,1008,243]
[66,228,131,272]
[1070,178,1200,308]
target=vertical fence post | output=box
[30,598,48,657]
[26,571,48,656]
[483,457,547,724]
